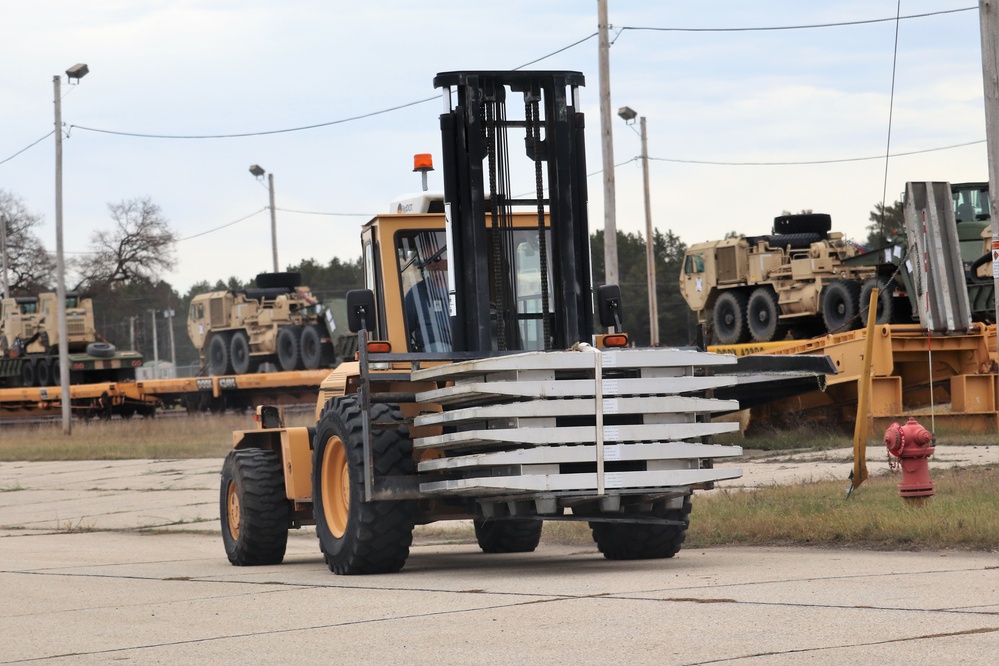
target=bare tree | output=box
[77,197,177,289]
[0,190,56,296]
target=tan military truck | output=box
[0,292,142,387]
[188,272,337,376]
[680,214,884,345]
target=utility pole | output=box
[129,316,136,351]
[54,74,71,435]
[0,214,9,298]
[150,309,159,365]
[165,309,177,370]
[639,116,658,346]
[53,63,88,435]
[597,0,619,288]
[268,173,278,272]
[980,0,999,325]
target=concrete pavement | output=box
[1,448,998,664]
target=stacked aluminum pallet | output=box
[410,345,743,502]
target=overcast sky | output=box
[0,1,988,295]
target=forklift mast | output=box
[434,70,592,353]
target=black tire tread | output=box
[589,497,692,560]
[277,326,302,372]
[208,332,233,375]
[859,278,895,326]
[473,519,543,553]
[220,448,291,566]
[747,287,783,343]
[713,291,749,345]
[230,330,252,375]
[299,325,323,370]
[822,280,862,333]
[312,396,415,575]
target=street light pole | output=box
[618,106,659,346]
[268,173,278,272]
[0,213,9,298]
[54,73,70,434]
[597,0,619,288]
[249,165,279,272]
[55,64,88,434]
[639,116,658,346]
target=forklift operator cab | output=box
[399,231,452,352]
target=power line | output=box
[617,6,974,34]
[515,32,597,69]
[644,139,985,166]
[177,207,268,241]
[71,97,438,140]
[66,35,599,141]
[0,131,55,167]
[275,207,371,217]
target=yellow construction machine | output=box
[218,71,831,574]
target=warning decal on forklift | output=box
[992,240,999,278]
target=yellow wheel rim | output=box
[321,436,349,538]
[226,480,240,540]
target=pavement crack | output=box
[0,596,569,663]
[679,626,999,665]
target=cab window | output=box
[685,253,705,274]
[397,230,451,352]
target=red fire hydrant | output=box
[883,417,935,504]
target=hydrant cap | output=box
[884,422,903,455]
[904,417,933,447]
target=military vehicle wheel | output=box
[47,358,61,386]
[299,326,335,369]
[589,496,692,560]
[255,271,302,289]
[86,342,116,358]
[20,360,36,387]
[312,396,415,575]
[473,519,543,553]
[276,326,303,371]
[36,358,52,387]
[713,291,749,345]
[859,278,894,326]
[822,280,861,333]
[208,333,233,375]
[746,287,783,342]
[299,326,324,370]
[220,448,291,566]
[230,331,253,375]
[773,213,832,236]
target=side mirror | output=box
[346,289,376,333]
[597,284,623,331]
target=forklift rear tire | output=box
[220,448,291,566]
[473,519,543,553]
[312,396,415,575]
[589,496,691,560]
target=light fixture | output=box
[617,106,637,123]
[66,63,89,81]
[249,164,265,178]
